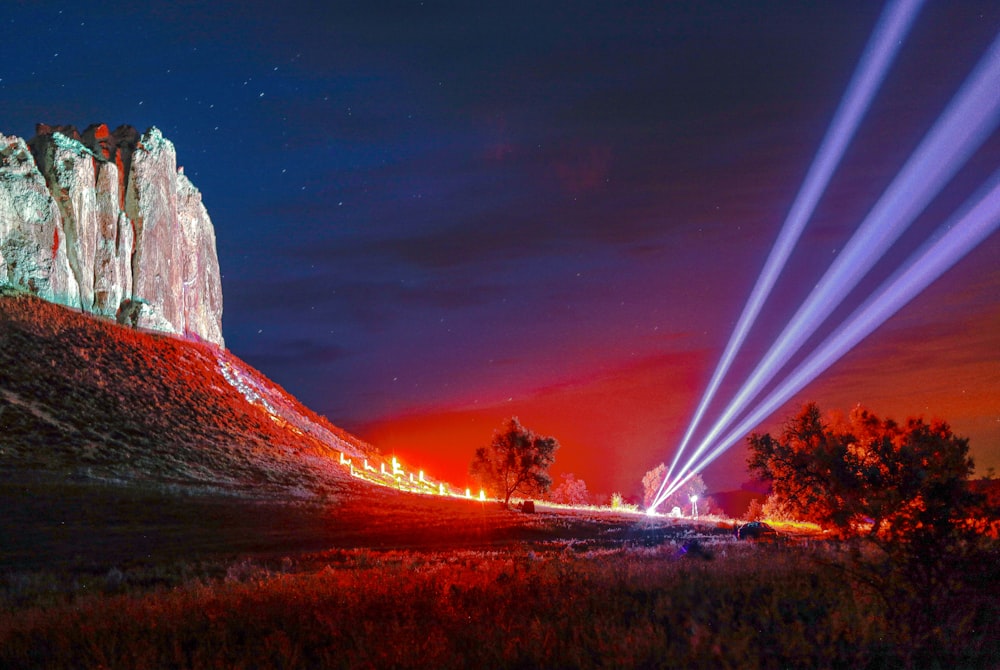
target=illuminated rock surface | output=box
[0,124,224,346]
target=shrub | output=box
[548,473,590,506]
[744,498,763,521]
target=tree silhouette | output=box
[746,402,979,541]
[470,417,559,508]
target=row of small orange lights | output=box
[337,451,487,502]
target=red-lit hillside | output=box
[0,287,377,496]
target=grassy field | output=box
[1,479,997,669]
[3,537,997,669]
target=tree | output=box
[746,402,989,655]
[642,462,706,514]
[470,417,559,508]
[548,473,590,506]
[760,493,797,522]
[744,497,764,521]
[641,462,666,509]
[746,402,979,541]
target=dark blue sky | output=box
[4,1,998,495]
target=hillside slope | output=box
[0,288,375,497]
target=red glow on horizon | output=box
[360,351,707,497]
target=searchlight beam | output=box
[655,28,1000,510]
[661,0,926,499]
[661,171,1000,500]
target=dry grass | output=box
[1,478,996,669]
[3,539,997,669]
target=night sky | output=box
[3,1,998,498]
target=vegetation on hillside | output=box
[2,289,997,668]
[0,291,373,495]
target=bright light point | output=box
[465,488,471,498]
[689,494,698,502]
[645,508,658,517]
[479,489,486,501]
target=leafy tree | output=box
[760,493,797,522]
[641,462,666,509]
[744,498,764,521]
[746,402,979,540]
[470,417,559,508]
[747,402,991,656]
[548,473,590,506]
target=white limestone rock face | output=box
[124,128,185,334]
[35,132,100,311]
[0,133,80,306]
[0,125,224,346]
[176,170,224,345]
[92,161,132,316]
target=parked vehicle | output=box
[735,521,780,541]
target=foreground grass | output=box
[3,541,996,669]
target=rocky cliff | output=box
[0,124,224,346]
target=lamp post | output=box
[689,494,699,519]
